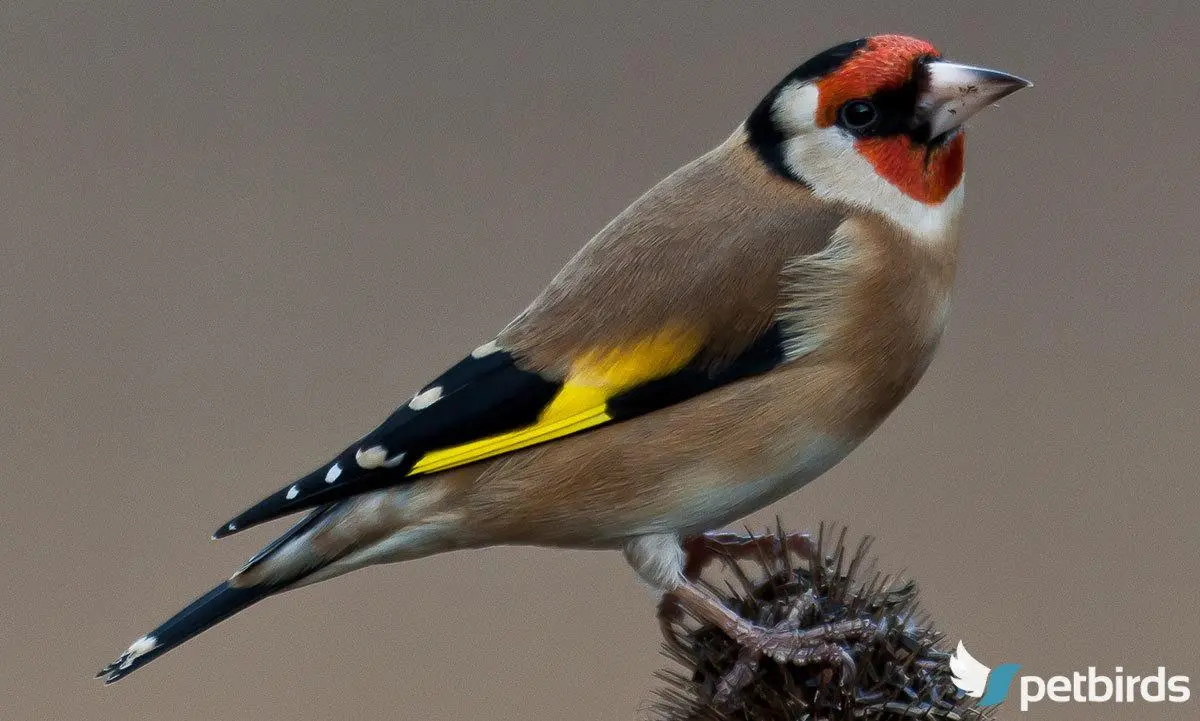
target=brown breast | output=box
[781,213,960,439]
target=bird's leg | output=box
[657,530,818,639]
[630,531,868,699]
[669,579,876,683]
[711,588,820,704]
[687,530,819,576]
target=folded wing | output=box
[214,324,787,538]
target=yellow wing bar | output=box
[408,326,703,475]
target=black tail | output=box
[99,506,338,684]
[96,581,274,684]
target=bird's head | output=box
[747,35,1029,237]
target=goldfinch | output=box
[99,34,1028,683]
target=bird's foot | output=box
[667,579,880,706]
[657,529,818,641]
[684,529,819,578]
[714,616,878,702]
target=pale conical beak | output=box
[920,61,1031,139]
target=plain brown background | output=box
[3,2,1197,720]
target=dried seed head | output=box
[653,523,993,721]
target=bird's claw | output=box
[658,528,819,641]
[710,618,878,706]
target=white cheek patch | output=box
[773,83,963,244]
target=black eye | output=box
[838,100,878,130]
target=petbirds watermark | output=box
[950,641,1190,712]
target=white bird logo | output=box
[949,641,992,698]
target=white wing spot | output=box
[324,462,342,483]
[227,522,237,532]
[408,385,443,410]
[382,452,407,468]
[118,635,158,670]
[356,445,388,469]
[471,339,500,358]
[285,485,299,500]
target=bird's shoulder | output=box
[503,130,846,374]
